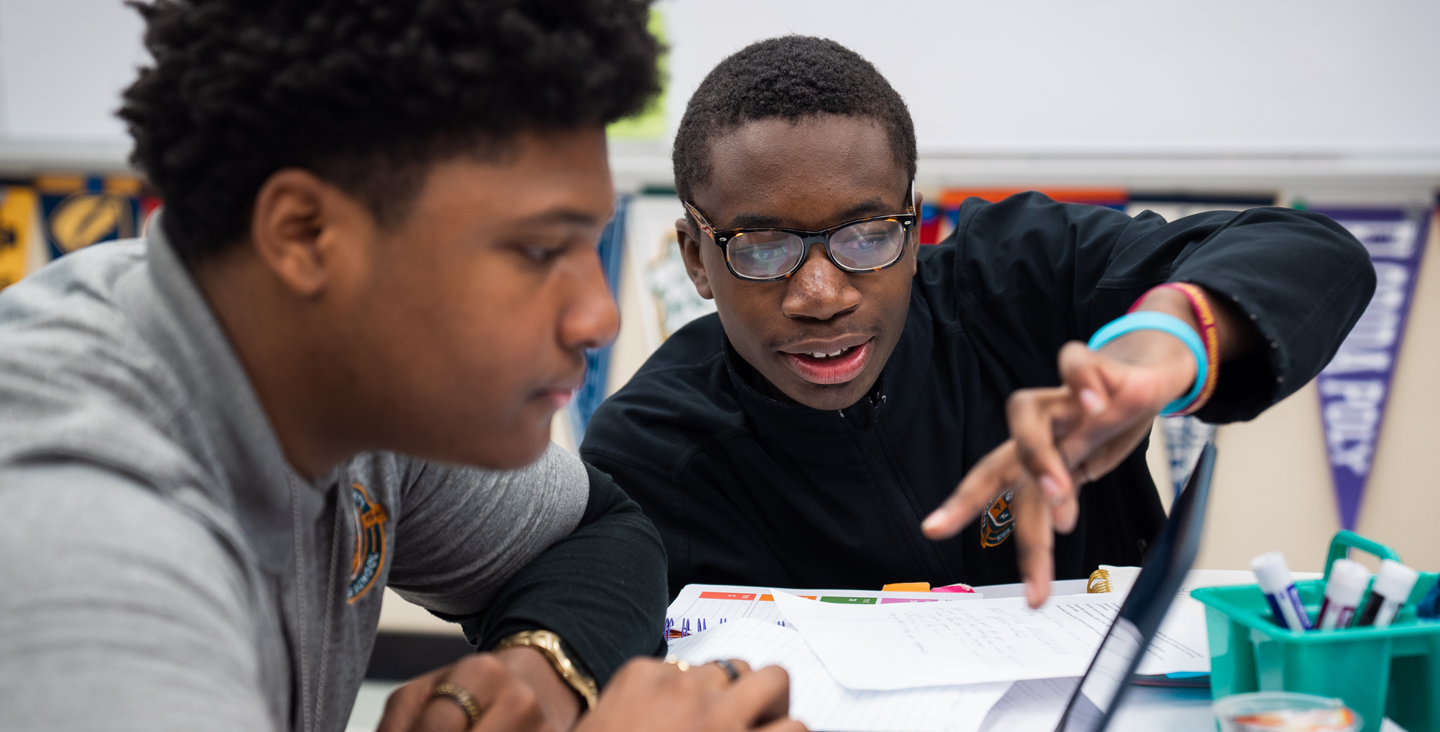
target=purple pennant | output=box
[1311,207,1431,530]
[1162,416,1216,498]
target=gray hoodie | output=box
[0,221,593,732]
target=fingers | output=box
[473,681,545,732]
[926,340,1173,607]
[576,657,794,732]
[377,669,447,732]
[922,441,1022,539]
[1073,418,1156,492]
[1052,486,1081,535]
[757,719,810,732]
[1012,476,1056,608]
[726,659,753,675]
[1058,341,1113,417]
[685,658,746,691]
[709,658,751,684]
[1006,387,1083,505]
[718,664,792,727]
[407,655,529,732]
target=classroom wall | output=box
[4,0,1436,576]
[0,0,145,140]
[1170,218,1440,573]
[4,1,1440,174]
[662,0,1440,159]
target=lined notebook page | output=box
[670,619,1011,732]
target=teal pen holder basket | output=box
[1192,531,1440,732]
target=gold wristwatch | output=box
[493,629,599,710]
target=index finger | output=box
[1011,474,1056,608]
[922,386,1079,540]
[921,440,1023,540]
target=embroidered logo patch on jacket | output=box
[980,490,1015,548]
[347,483,388,602]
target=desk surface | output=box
[353,576,1403,731]
[348,680,1408,731]
[1105,686,1217,731]
[345,681,1219,731]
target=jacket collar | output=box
[723,284,936,457]
[119,213,310,573]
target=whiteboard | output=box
[1,0,1436,159]
[0,0,147,141]
[662,0,1440,156]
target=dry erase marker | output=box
[1419,577,1440,620]
[1317,559,1370,630]
[1356,559,1419,629]
[1251,551,1311,631]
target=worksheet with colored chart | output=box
[665,584,982,642]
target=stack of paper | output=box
[768,591,1210,690]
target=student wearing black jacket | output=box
[580,37,1374,606]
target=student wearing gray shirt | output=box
[0,2,800,732]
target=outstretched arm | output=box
[921,200,1374,607]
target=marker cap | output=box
[1372,559,1420,601]
[1325,559,1371,607]
[1251,551,1295,594]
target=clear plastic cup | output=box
[1213,692,1362,732]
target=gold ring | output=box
[664,654,691,672]
[431,681,482,727]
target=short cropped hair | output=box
[120,0,661,261]
[672,36,917,205]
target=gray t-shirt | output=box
[0,224,591,732]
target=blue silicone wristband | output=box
[1087,311,1207,416]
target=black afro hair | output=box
[120,0,662,261]
[671,36,916,206]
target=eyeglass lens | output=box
[728,219,907,279]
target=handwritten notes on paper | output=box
[771,591,1209,691]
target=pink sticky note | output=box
[931,583,976,594]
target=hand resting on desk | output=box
[377,649,805,732]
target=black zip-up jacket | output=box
[581,193,1374,599]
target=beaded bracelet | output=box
[1087,312,1208,416]
[1128,282,1221,415]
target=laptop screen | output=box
[1055,441,1217,732]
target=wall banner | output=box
[36,175,151,261]
[1312,207,1431,531]
[1162,415,1216,497]
[0,186,38,292]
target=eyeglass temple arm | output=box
[682,201,716,237]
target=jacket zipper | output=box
[843,400,950,581]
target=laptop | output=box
[1054,441,1217,732]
